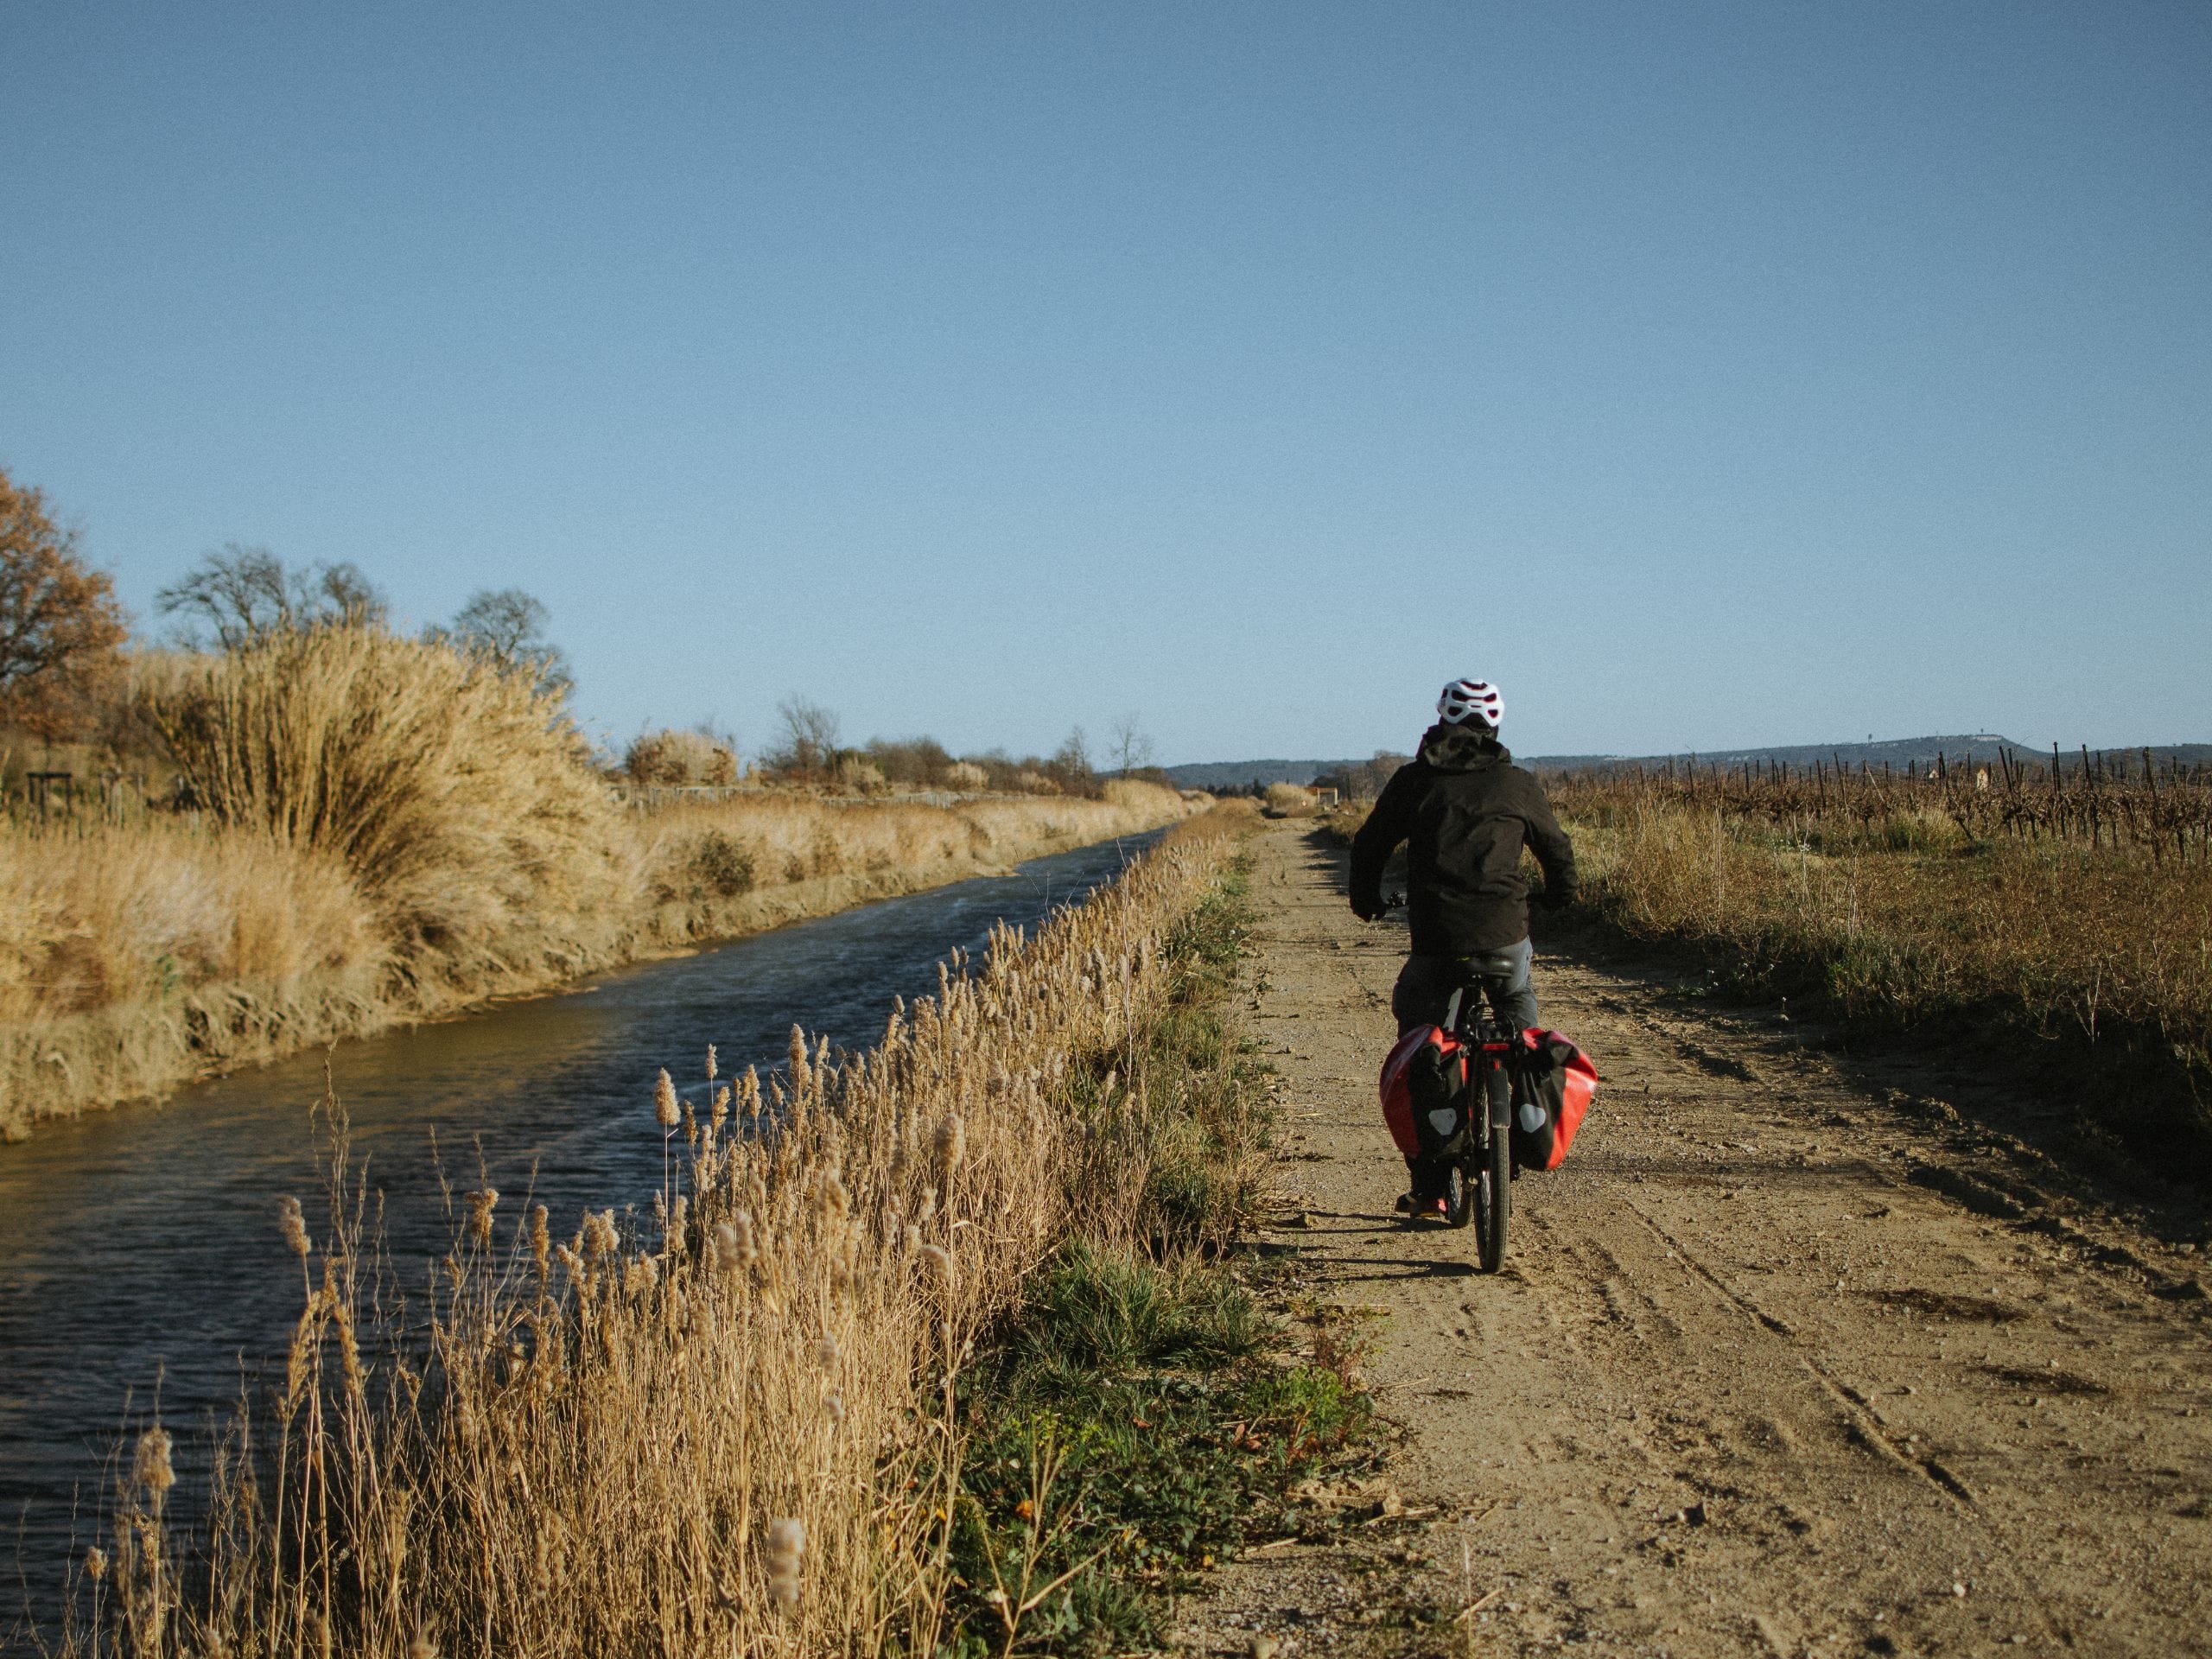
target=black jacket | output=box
[1348,724,1577,954]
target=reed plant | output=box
[57,813,1253,1657]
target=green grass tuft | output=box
[950,1242,1368,1654]
[940,850,1373,1654]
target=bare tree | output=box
[315,562,387,629]
[1046,726,1096,795]
[156,544,293,648]
[156,545,389,647]
[444,588,546,662]
[1054,727,1090,773]
[1108,713,1154,776]
[430,587,573,700]
[767,696,842,775]
[0,469,128,739]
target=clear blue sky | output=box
[4,2,2206,765]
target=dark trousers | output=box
[1390,940,1540,1038]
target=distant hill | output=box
[1166,735,2211,791]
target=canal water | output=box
[0,830,1158,1628]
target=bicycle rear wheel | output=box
[1474,1063,1510,1271]
[1441,1158,1471,1228]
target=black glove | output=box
[1535,884,1574,912]
[1352,896,1387,923]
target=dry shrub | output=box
[73,824,1241,1657]
[834,753,887,791]
[1262,782,1318,817]
[0,821,375,1021]
[625,727,740,785]
[139,626,626,973]
[944,760,988,791]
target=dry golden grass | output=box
[0,820,392,1130]
[1326,763,2212,1163]
[1546,766,2212,1055]
[0,630,1197,1138]
[65,818,1244,1658]
[1564,764,2211,1163]
[1569,799,2212,1045]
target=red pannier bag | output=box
[1512,1028,1599,1171]
[1377,1024,1471,1160]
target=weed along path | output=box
[1187,826,2212,1659]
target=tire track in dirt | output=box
[1179,826,2212,1659]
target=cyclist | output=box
[1349,679,1578,1214]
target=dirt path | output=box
[1179,826,2212,1659]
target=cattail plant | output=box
[277,1194,312,1258]
[654,1068,680,1128]
[765,1517,805,1608]
[931,1112,965,1187]
[464,1186,499,1247]
[112,1425,179,1654]
[715,1209,758,1271]
[132,1427,175,1497]
[787,1025,811,1098]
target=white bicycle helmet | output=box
[1437,678,1503,728]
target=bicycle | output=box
[1431,985,1517,1272]
[1378,890,1524,1272]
